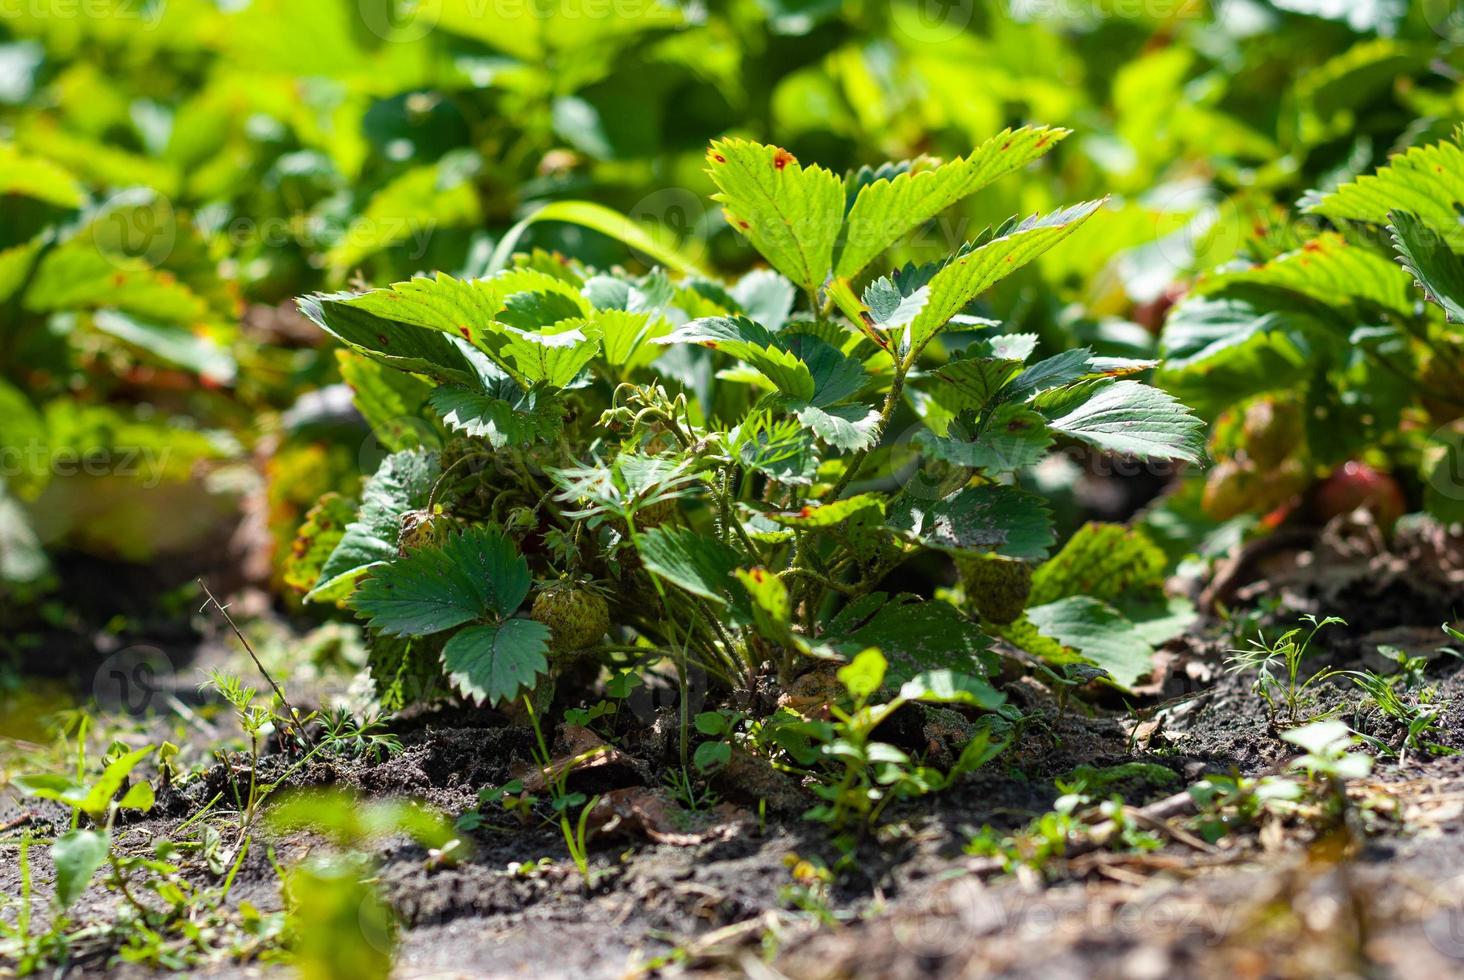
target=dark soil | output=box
[4,520,1464,978]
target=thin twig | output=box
[196,579,310,746]
[0,811,37,834]
[1125,806,1220,854]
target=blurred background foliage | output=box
[1,0,1459,643]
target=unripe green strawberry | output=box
[614,498,678,536]
[1202,457,1254,521]
[438,437,474,474]
[1242,398,1301,468]
[1204,456,1308,521]
[958,555,1032,625]
[635,497,678,529]
[1420,352,1464,426]
[531,582,610,656]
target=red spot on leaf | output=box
[458,325,471,339]
[712,152,726,163]
[1001,141,1012,150]
[737,219,750,230]
[772,149,795,170]
[1035,135,1051,148]
[112,273,127,286]
[751,568,766,583]
[798,506,813,518]
[1302,240,1322,253]
[704,340,719,349]
[377,334,390,346]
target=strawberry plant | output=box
[1159,130,1464,527]
[294,131,1204,717]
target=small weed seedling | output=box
[1188,772,1304,843]
[800,649,1009,849]
[778,853,837,926]
[12,743,158,919]
[465,696,604,886]
[1226,614,1347,725]
[1282,719,1376,823]
[964,775,1161,879]
[8,742,278,971]
[204,671,377,835]
[317,709,404,763]
[1337,670,1453,765]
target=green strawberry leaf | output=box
[735,567,798,648]
[351,527,532,636]
[706,138,845,293]
[1304,137,1464,247]
[1199,233,1413,316]
[1389,210,1464,322]
[1028,522,1168,607]
[0,143,85,208]
[500,319,602,387]
[441,620,550,706]
[828,596,992,687]
[1026,595,1154,690]
[337,351,436,453]
[906,201,1103,356]
[917,404,1053,473]
[636,526,744,606]
[284,493,356,600]
[899,669,1007,710]
[1040,380,1205,463]
[836,126,1069,280]
[657,315,815,401]
[794,403,882,451]
[299,292,484,386]
[888,484,1054,560]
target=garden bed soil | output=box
[3,521,1464,978]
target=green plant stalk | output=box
[17,832,32,943]
[825,366,907,504]
[522,694,601,886]
[566,794,600,885]
[788,356,911,627]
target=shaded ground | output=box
[3,518,1464,978]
